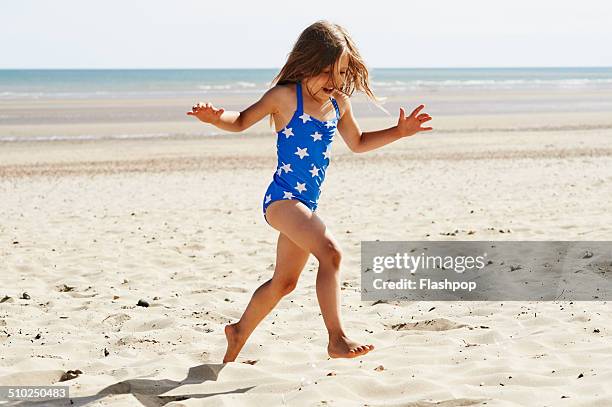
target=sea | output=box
[1,67,611,142]
[1,67,612,100]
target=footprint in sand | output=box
[101,313,132,331]
[387,318,468,331]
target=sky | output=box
[1,0,611,69]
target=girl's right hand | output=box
[186,102,225,124]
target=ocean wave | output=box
[197,81,258,90]
[371,78,612,90]
[2,77,612,101]
[0,87,266,100]
[0,132,199,142]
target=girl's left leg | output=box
[264,199,374,358]
[223,232,310,363]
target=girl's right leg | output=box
[223,230,310,363]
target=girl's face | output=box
[304,50,349,103]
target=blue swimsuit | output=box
[262,81,340,225]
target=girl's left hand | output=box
[397,104,433,137]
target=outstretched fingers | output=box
[186,102,224,118]
[413,106,432,131]
[410,104,425,117]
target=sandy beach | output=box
[1,99,612,406]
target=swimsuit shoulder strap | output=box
[296,81,303,114]
[330,96,340,120]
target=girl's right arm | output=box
[186,87,282,132]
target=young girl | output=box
[187,21,432,361]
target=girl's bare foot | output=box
[223,323,247,363]
[327,335,375,359]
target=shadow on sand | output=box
[10,363,254,406]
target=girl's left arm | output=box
[336,96,433,153]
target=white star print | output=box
[265,194,272,204]
[282,127,294,138]
[295,182,307,193]
[324,120,336,129]
[309,165,320,177]
[280,162,292,173]
[298,113,312,124]
[310,132,322,142]
[323,146,331,160]
[283,191,294,199]
[276,168,282,176]
[294,146,309,159]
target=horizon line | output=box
[1,65,611,70]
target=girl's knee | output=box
[271,277,299,296]
[316,240,343,269]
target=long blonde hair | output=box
[270,21,382,125]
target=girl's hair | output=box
[270,21,383,125]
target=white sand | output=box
[1,111,612,406]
